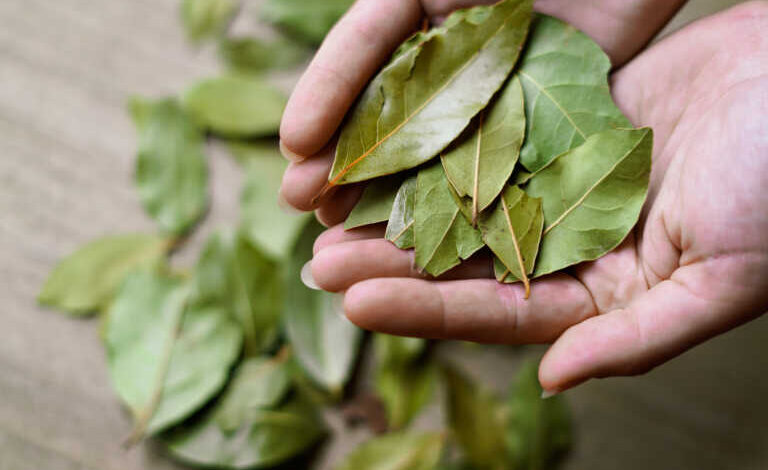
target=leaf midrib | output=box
[519,70,587,140]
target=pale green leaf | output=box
[260,0,354,45]
[218,37,308,75]
[330,0,534,185]
[181,0,238,42]
[385,175,417,249]
[345,175,403,230]
[335,432,445,470]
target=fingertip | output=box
[279,139,306,163]
[313,225,345,255]
[279,155,335,211]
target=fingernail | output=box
[301,261,320,290]
[541,389,560,399]
[280,140,305,163]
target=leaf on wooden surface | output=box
[517,15,631,173]
[260,0,354,45]
[441,76,526,223]
[330,0,534,186]
[218,37,308,75]
[284,219,362,393]
[478,185,543,297]
[526,128,652,276]
[133,97,208,236]
[181,0,238,42]
[183,75,287,138]
[345,175,403,230]
[105,271,242,438]
[414,163,483,277]
[385,175,417,249]
[38,234,168,315]
[335,432,445,470]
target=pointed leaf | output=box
[385,175,417,249]
[38,234,168,315]
[330,0,534,185]
[181,0,238,42]
[260,0,354,45]
[134,98,208,235]
[441,76,526,221]
[218,37,308,75]
[526,128,652,276]
[183,75,287,138]
[334,432,445,470]
[517,15,631,173]
[345,175,403,230]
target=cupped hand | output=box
[280,0,768,394]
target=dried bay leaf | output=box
[133,98,208,236]
[517,15,631,173]
[330,0,534,186]
[414,163,483,277]
[181,0,238,43]
[441,76,526,223]
[385,175,417,249]
[260,0,354,46]
[345,175,404,230]
[334,431,445,470]
[218,37,309,75]
[183,75,287,138]
[38,234,168,315]
[526,128,653,276]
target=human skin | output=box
[278,0,768,394]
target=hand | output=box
[280,0,768,394]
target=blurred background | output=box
[1,0,767,469]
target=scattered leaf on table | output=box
[193,230,281,356]
[385,175,417,249]
[227,140,281,166]
[237,142,311,260]
[105,271,242,437]
[38,234,168,315]
[330,0,534,186]
[344,175,404,230]
[218,37,309,75]
[517,15,630,173]
[526,128,652,276]
[181,0,238,42]
[284,219,362,393]
[506,361,571,469]
[478,185,543,296]
[183,75,287,138]
[441,76,526,223]
[260,0,354,45]
[133,98,208,235]
[414,163,484,277]
[334,431,445,470]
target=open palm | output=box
[279,0,768,393]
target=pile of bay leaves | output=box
[340,0,652,297]
[37,0,571,469]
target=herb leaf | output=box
[335,432,445,470]
[218,37,308,75]
[181,0,238,43]
[260,0,355,46]
[345,175,403,230]
[385,175,417,249]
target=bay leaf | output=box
[105,271,242,438]
[260,0,354,45]
[334,431,445,470]
[193,230,281,356]
[162,391,326,469]
[344,175,403,230]
[330,0,534,186]
[506,361,571,469]
[441,76,526,223]
[133,98,208,236]
[218,37,308,75]
[227,140,280,166]
[183,75,287,138]
[517,15,631,173]
[414,163,483,277]
[181,0,238,42]
[237,142,311,260]
[284,219,362,393]
[478,185,543,297]
[38,234,168,315]
[526,128,652,276]
[385,175,417,249]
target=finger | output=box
[313,223,385,255]
[343,275,597,343]
[280,145,336,211]
[316,184,365,227]
[280,0,423,158]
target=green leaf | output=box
[441,76,526,223]
[193,230,281,356]
[134,98,208,235]
[227,140,280,166]
[181,0,238,42]
[506,362,571,469]
[260,0,354,45]
[183,75,287,138]
[478,186,543,296]
[218,37,309,75]
[517,15,631,173]
[443,366,507,469]
[385,175,417,249]
[345,175,404,230]
[162,391,326,469]
[334,431,445,470]
[525,128,652,276]
[330,0,534,185]
[38,234,168,315]
[237,142,311,260]
[284,219,362,392]
[414,163,483,277]
[105,271,242,438]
